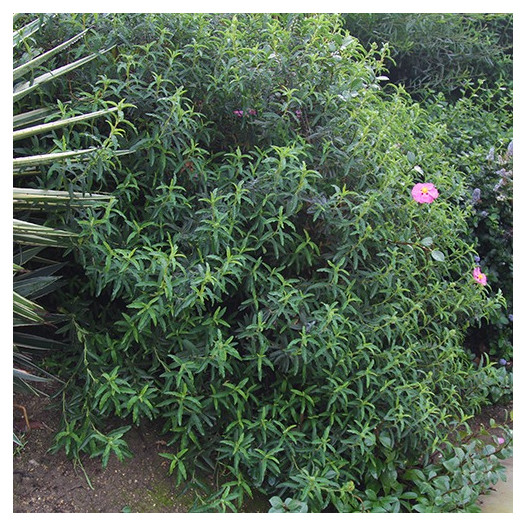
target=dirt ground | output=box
[12,388,512,514]
[13,389,203,513]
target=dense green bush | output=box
[24,13,512,512]
[342,13,513,98]
[424,84,513,362]
[341,13,513,362]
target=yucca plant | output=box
[12,13,126,443]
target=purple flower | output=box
[508,314,513,322]
[499,358,507,366]
[295,109,302,117]
[486,147,495,161]
[472,188,481,203]
[474,256,481,263]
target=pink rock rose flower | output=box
[473,267,487,285]
[412,183,439,203]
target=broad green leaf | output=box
[431,249,445,262]
[378,432,393,449]
[442,456,460,472]
[421,237,433,247]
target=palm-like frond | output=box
[13,148,99,171]
[12,14,122,411]
[12,15,49,48]
[13,28,90,81]
[13,107,53,130]
[13,290,50,327]
[13,188,113,209]
[13,219,74,247]
[13,107,118,141]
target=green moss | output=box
[120,481,193,513]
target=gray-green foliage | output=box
[27,14,512,512]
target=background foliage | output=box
[343,12,513,362]
[342,13,512,98]
[15,13,512,512]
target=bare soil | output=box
[13,389,198,513]
[12,388,512,513]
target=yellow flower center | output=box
[421,186,429,194]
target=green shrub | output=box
[466,141,513,360]
[341,13,514,362]
[28,14,511,512]
[423,84,513,362]
[342,13,513,98]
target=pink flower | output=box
[412,183,439,203]
[233,110,244,117]
[473,267,487,285]
[497,437,505,445]
[247,108,257,116]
